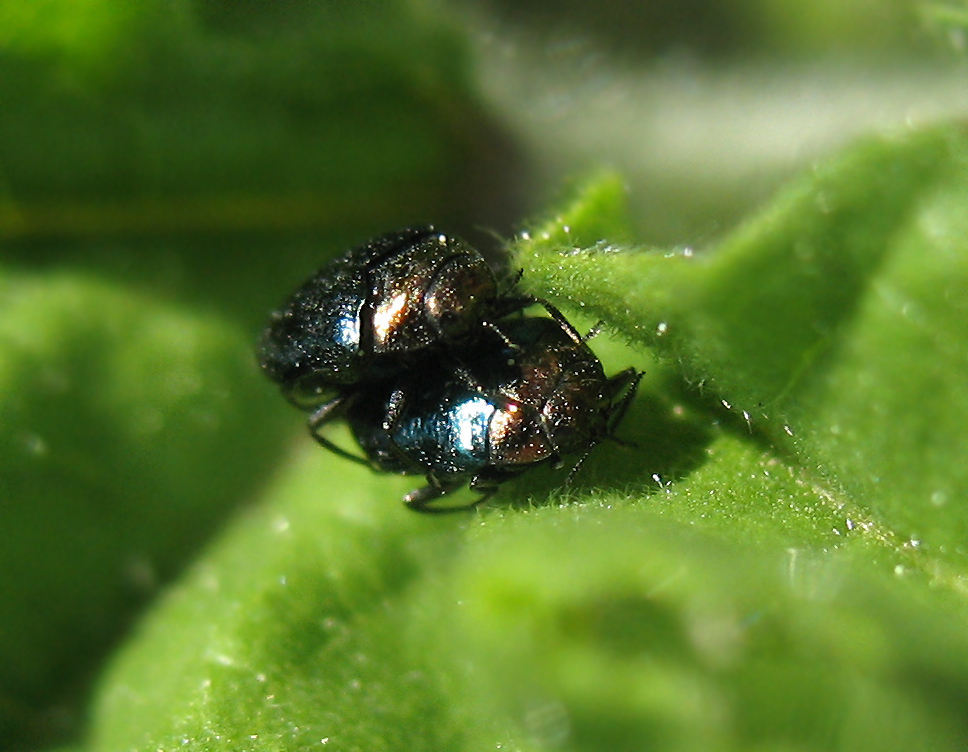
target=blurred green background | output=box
[2,1,968,751]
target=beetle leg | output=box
[491,292,586,345]
[468,471,512,501]
[507,267,525,287]
[538,417,565,470]
[531,406,565,468]
[468,466,524,503]
[404,470,511,513]
[495,268,526,301]
[581,321,604,343]
[605,368,644,436]
[533,298,587,345]
[384,386,406,430]
[307,394,371,467]
[563,449,592,486]
[490,294,594,359]
[558,370,643,485]
[404,476,467,513]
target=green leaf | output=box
[90,450,462,752]
[0,0,183,75]
[87,124,968,751]
[0,270,291,746]
[88,442,968,751]
[7,7,967,748]
[519,124,968,579]
[0,0,482,241]
[448,512,968,752]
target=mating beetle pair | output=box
[259,227,640,512]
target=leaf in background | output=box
[0,0,481,225]
[0,0,516,330]
[0,270,291,748]
[0,0,177,76]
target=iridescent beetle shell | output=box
[259,227,500,407]
[346,316,640,510]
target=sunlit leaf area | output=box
[3,1,968,750]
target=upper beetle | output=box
[259,227,531,408]
[343,316,642,511]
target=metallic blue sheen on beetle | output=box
[346,317,641,510]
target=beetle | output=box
[342,316,642,511]
[259,227,582,466]
[259,227,541,409]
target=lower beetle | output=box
[341,316,641,511]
